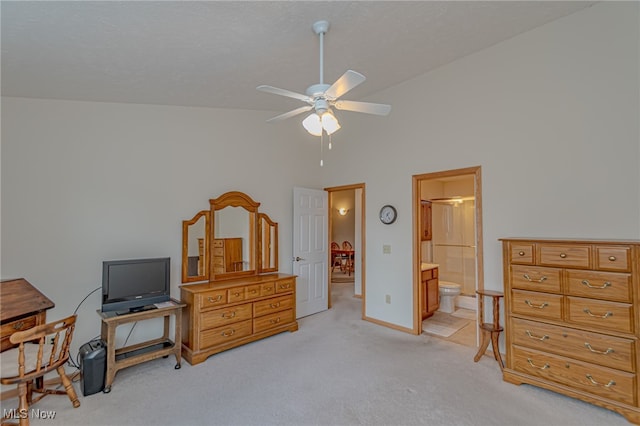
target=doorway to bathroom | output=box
[412,166,484,348]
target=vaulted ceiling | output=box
[2,1,596,112]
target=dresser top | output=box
[180,273,296,293]
[499,237,640,244]
[0,278,55,322]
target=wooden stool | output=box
[474,289,504,370]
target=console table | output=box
[0,278,55,352]
[98,299,185,393]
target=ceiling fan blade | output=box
[266,105,313,123]
[256,85,310,102]
[334,100,391,116]
[324,70,366,100]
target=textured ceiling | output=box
[2,1,596,112]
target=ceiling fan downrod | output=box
[313,20,329,86]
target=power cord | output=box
[67,286,100,370]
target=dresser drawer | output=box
[245,284,262,300]
[595,246,631,272]
[538,244,591,269]
[510,243,534,264]
[228,287,246,302]
[567,270,632,303]
[253,309,294,333]
[200,319,252,349]
[511,318,635,372]
[511,290,562,320]
[567,297,633,334]
[261,282,276,296]
[254,295,294,317]
[275,278,295,294]
[213,257,224,267]
[512,345,636,406]
[511,265,561,293]
[212,240,224,248]
[213,247,224,257]
[0,315,37,337]
[198,289,228,309]
[200,303,252,330]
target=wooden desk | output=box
[0,278,55,352]
[98,299,185,393]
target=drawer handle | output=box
[585,374,616,388]
[527,358,550,370]
[207,295,223,303]
[581,280,611,289]
[524,300,549,309]
[250,289,258,294]
[523,274,547,283]
[583,308,613,319]
[518,251,526,256]
[222,311,237,319]
[12,321,25,330]
[269,302,281,308]
[233,292,241,297]
[270,317,281,324]
[559,253,567,258]
[608,256,617,262]
[280,284,290,290]
[221,329,236,337]
[525,330,549,341]
[584,343,614,355]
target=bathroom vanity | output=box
[421,263,439,319]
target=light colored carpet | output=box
[3,281,628,425]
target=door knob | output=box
[294,256,306,262]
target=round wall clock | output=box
[379,205,397,225]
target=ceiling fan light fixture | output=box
[321,111,340,135]
[302,113,323,136]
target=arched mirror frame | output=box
[182,191,280,282]
[182,210,210,283]
[209,191,260,281]
[258,213,278,273]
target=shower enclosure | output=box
[431,197,477,297]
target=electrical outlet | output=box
[385,294,391,304]
[383,244,391,254]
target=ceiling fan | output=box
[257,20,391,136]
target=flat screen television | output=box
[101,257,170,314]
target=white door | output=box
[293,186,328,318]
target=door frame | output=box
[325,183,365,318]
[412,166,484,335]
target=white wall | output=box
[1,2,638,348]
[1,98,323,351]
[321,2,639,329]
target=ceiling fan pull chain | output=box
[328,133,332,150]
[320,131,324,167]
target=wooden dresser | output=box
[501,238,640,423]
[213,238,243,274]
[180,273,298,365]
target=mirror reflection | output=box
[214,207,251,273]
[182,210,209,282]
[258,213,278,272]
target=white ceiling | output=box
[2,1,596,113]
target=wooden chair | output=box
[1,315,80,426]
[341,241,354,275]
[330,241,342,272]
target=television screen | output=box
[102,257,170,314]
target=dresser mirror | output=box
[258,213,278,273]
[182,191,280,282]
[182,210,209,283]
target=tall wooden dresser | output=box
[501,238,640,423]
[213,238,243,274]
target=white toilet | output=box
[438,281,462,314]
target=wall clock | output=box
[379,205,397,225]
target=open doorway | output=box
[326,183,365,317]
[413,166,483,347]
